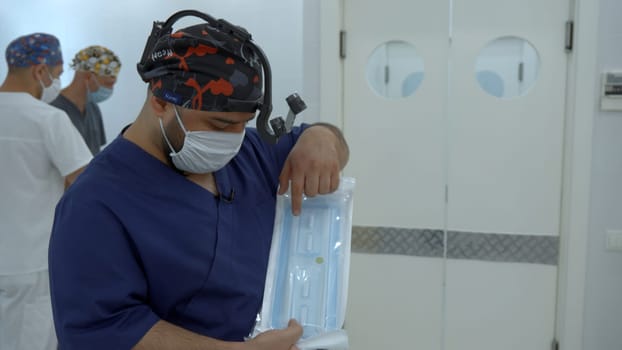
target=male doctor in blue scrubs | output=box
[48,10,349,350]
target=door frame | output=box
[315,0,599,349]
[555,1,599,349]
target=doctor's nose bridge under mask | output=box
[256,177,355,346]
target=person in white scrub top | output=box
[0,32,93,350]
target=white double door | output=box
[342,0,570,349]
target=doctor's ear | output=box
[149,95,170,116]
[30,64,47,81]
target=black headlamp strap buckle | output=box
[214,18,252,42]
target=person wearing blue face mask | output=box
[48,10,349,350]
[51,45,121,155]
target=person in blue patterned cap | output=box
[0,33,92,350]
[51,45,122,155]
[49,10,349,350]
[4,32,64,102]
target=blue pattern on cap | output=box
[5,33,63,67]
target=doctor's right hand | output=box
[242,319,302,350]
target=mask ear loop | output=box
[159,106,188,154]
[159,118,178,154]
[39,66,55,88]
[172,106,189,133]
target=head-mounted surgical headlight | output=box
[136,9,306,144]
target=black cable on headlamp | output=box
[136,9,306,144]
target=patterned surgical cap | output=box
[142,23,263,112]
[5,33,63,67]
[71,45,121,77]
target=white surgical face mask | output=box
[39,72,61,103]
[159,107,245,174]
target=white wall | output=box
[0,0,311,143]
[583,0,622,348]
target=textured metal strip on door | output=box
[351,226,444,257]
[351,226,559,265]
[446,231,559,265]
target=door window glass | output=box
[475,36,540,98]
[366,40,425,98]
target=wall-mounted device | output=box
[601,71,622,111]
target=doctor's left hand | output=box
[279,124,347,216]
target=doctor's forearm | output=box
[132,320,239,350]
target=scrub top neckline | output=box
[109,134,234,202]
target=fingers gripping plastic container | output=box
[254,177,355,350]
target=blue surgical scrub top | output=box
[49,126,307,349]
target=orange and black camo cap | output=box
[141,23,263,113]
